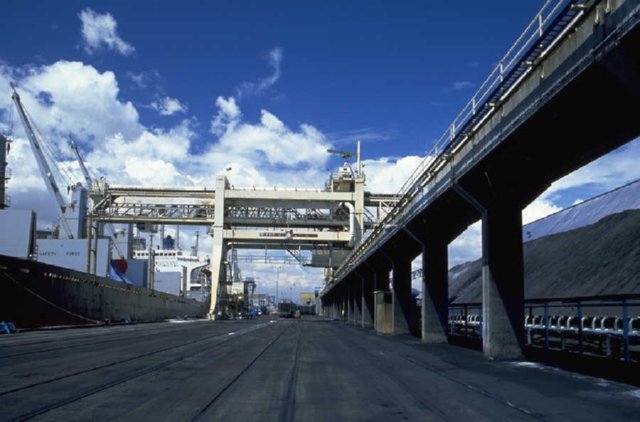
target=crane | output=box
[327,140,362,176]
[326,148,353,159]
[71,141,92,189]
[69,136,128,259]
[10,82,75,239]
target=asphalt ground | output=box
[1,317,639,421]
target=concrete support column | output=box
[482,203,525,359]
[208,175,230,319]
[422,236,449,343]
[343,289,349,323]
[348,284,356,324]
[373,266,391,334]
[377,268,390,292]
[353,277,362,326]
[361,274,374,329]
[392,258,413,335]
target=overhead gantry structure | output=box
[87,164,398,318]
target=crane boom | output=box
[71,141,92,188]
[326,148,353,159]
[10,82,74,239]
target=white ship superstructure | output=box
[132,242,210,301]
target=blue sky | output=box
[2,1,639,295]
[3,0,545,158]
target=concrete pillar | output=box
[361,274,374,329]
[373,266,392,333]
[348,284,356,324]
[377,267,390,292]
[482,204,525,359]
[422,236,449,343]
[343,289,348,322]
[208,175,230,319]
[392,258,413,335]
[353,277,362,326]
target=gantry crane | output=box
[70,135,128,259]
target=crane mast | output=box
[10,82,74,239]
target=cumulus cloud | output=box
[2,60,377,229]
[210,96,241,136]
[206,96,331,186]
[522,198,562,225]
[3,58,639,286]
[361,155,426,194]
[449,137,640,267]
[79,8,135,55]
[236,47,283,98]
[1,60,336,201]
[547,139,640,193]
[522,138,640,225]
[151,96,188,116]
[449,222,482,267]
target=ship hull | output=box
[0,254,209,329]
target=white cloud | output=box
[449,222,482,267]
[522,138,640,225]
[211,96,241,136]
[1,60,337,204]
[2,61,143,195]
[127,70,160,88]
[124,157,180,185]
[449,138,640,266]
[207,96,331,186]
[361,155,426,194]
[128,72,146,87]
[328,128,395,146]
[3,59,639,279]
[546,139,640,194]
[79,8,135,56]
[522,198,562,225]
[151,96,188,116]
[236,47,283,98]
[451,81,473,91]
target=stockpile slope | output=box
[449,209,640,303]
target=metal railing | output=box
[447,294,640,363]
[231,186,325,193]
[330,0,589,285]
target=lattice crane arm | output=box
[10,82,74,239]
[71,141,92,189]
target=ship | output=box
[0,86,210,329]
[0,253,209,328]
